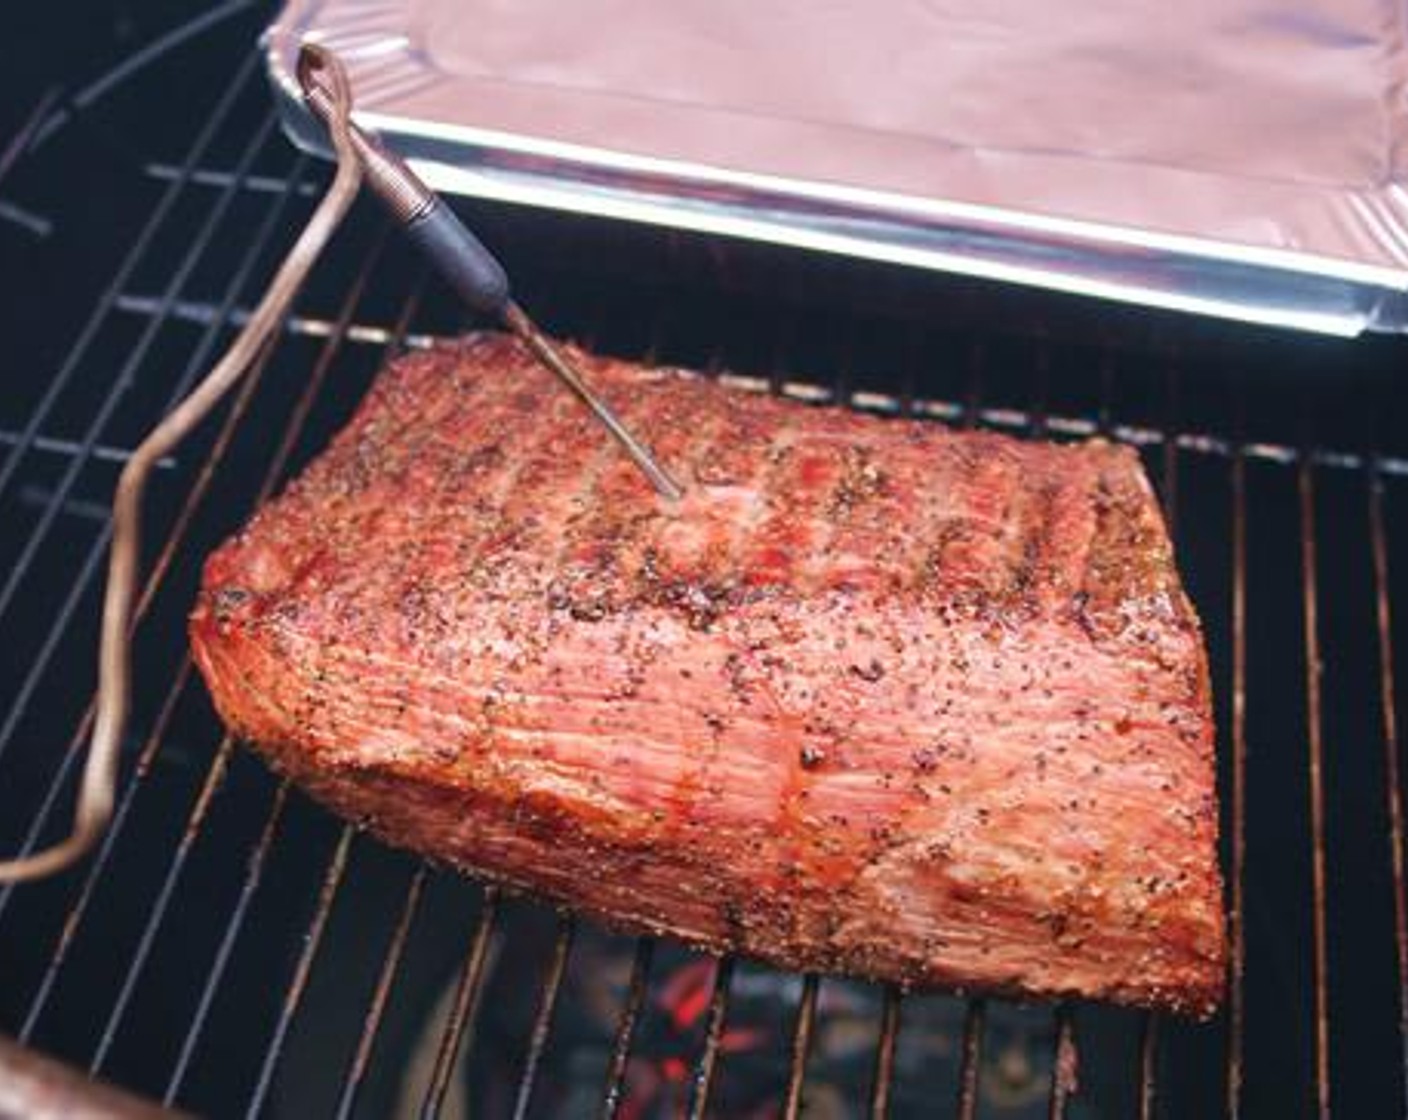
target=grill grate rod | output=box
[1138,1016,1161,1120]
[244,828,356,1118]
[869,986,902,1120]
[510,915,575,1120]
[598,938,655,1119]
[0,87,60,188]
[164,779,292,1100]
[144,161,323,198]
[1299,458,1332,1119]
[332,864,430,1120]
[0,47,261,509]
[1225,423,1249,1119]
[1370,460,1408,1115]
[1137,1014,1160,1120]
[1160,358,1182,534]
[85,734,238,1070]
[114,294,443,354]
[781,974,819,1119]
[1048,1010,1078,1119]
[684,956,736,1120]
[419,888,501,1120]
[955,999,985,1120]
[0,428,175,467]
[0,155,315,930]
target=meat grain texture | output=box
[190,334,1225,1016]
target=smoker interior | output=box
[3,5,1408,1118]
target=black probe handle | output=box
[403,200,511,317]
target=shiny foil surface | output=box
[269,0,1408,334]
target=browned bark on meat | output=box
[190,334,1225,1016]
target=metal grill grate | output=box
[3,6,1408,1118]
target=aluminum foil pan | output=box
[266,0,1408,335]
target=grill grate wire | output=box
[1372,459,1408,1119]
[599,938,655,1118]
[2,9,1408,1120]
[332,862,430,1119]
[421,888,502,1118]
[1225,440,1249,1120]
[1300,457,1332,1120]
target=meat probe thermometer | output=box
[297,45,685,502]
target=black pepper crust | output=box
[191,332,1225,1017]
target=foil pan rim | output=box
[265,0,1408,335]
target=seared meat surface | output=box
[190,334,1224,1015]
